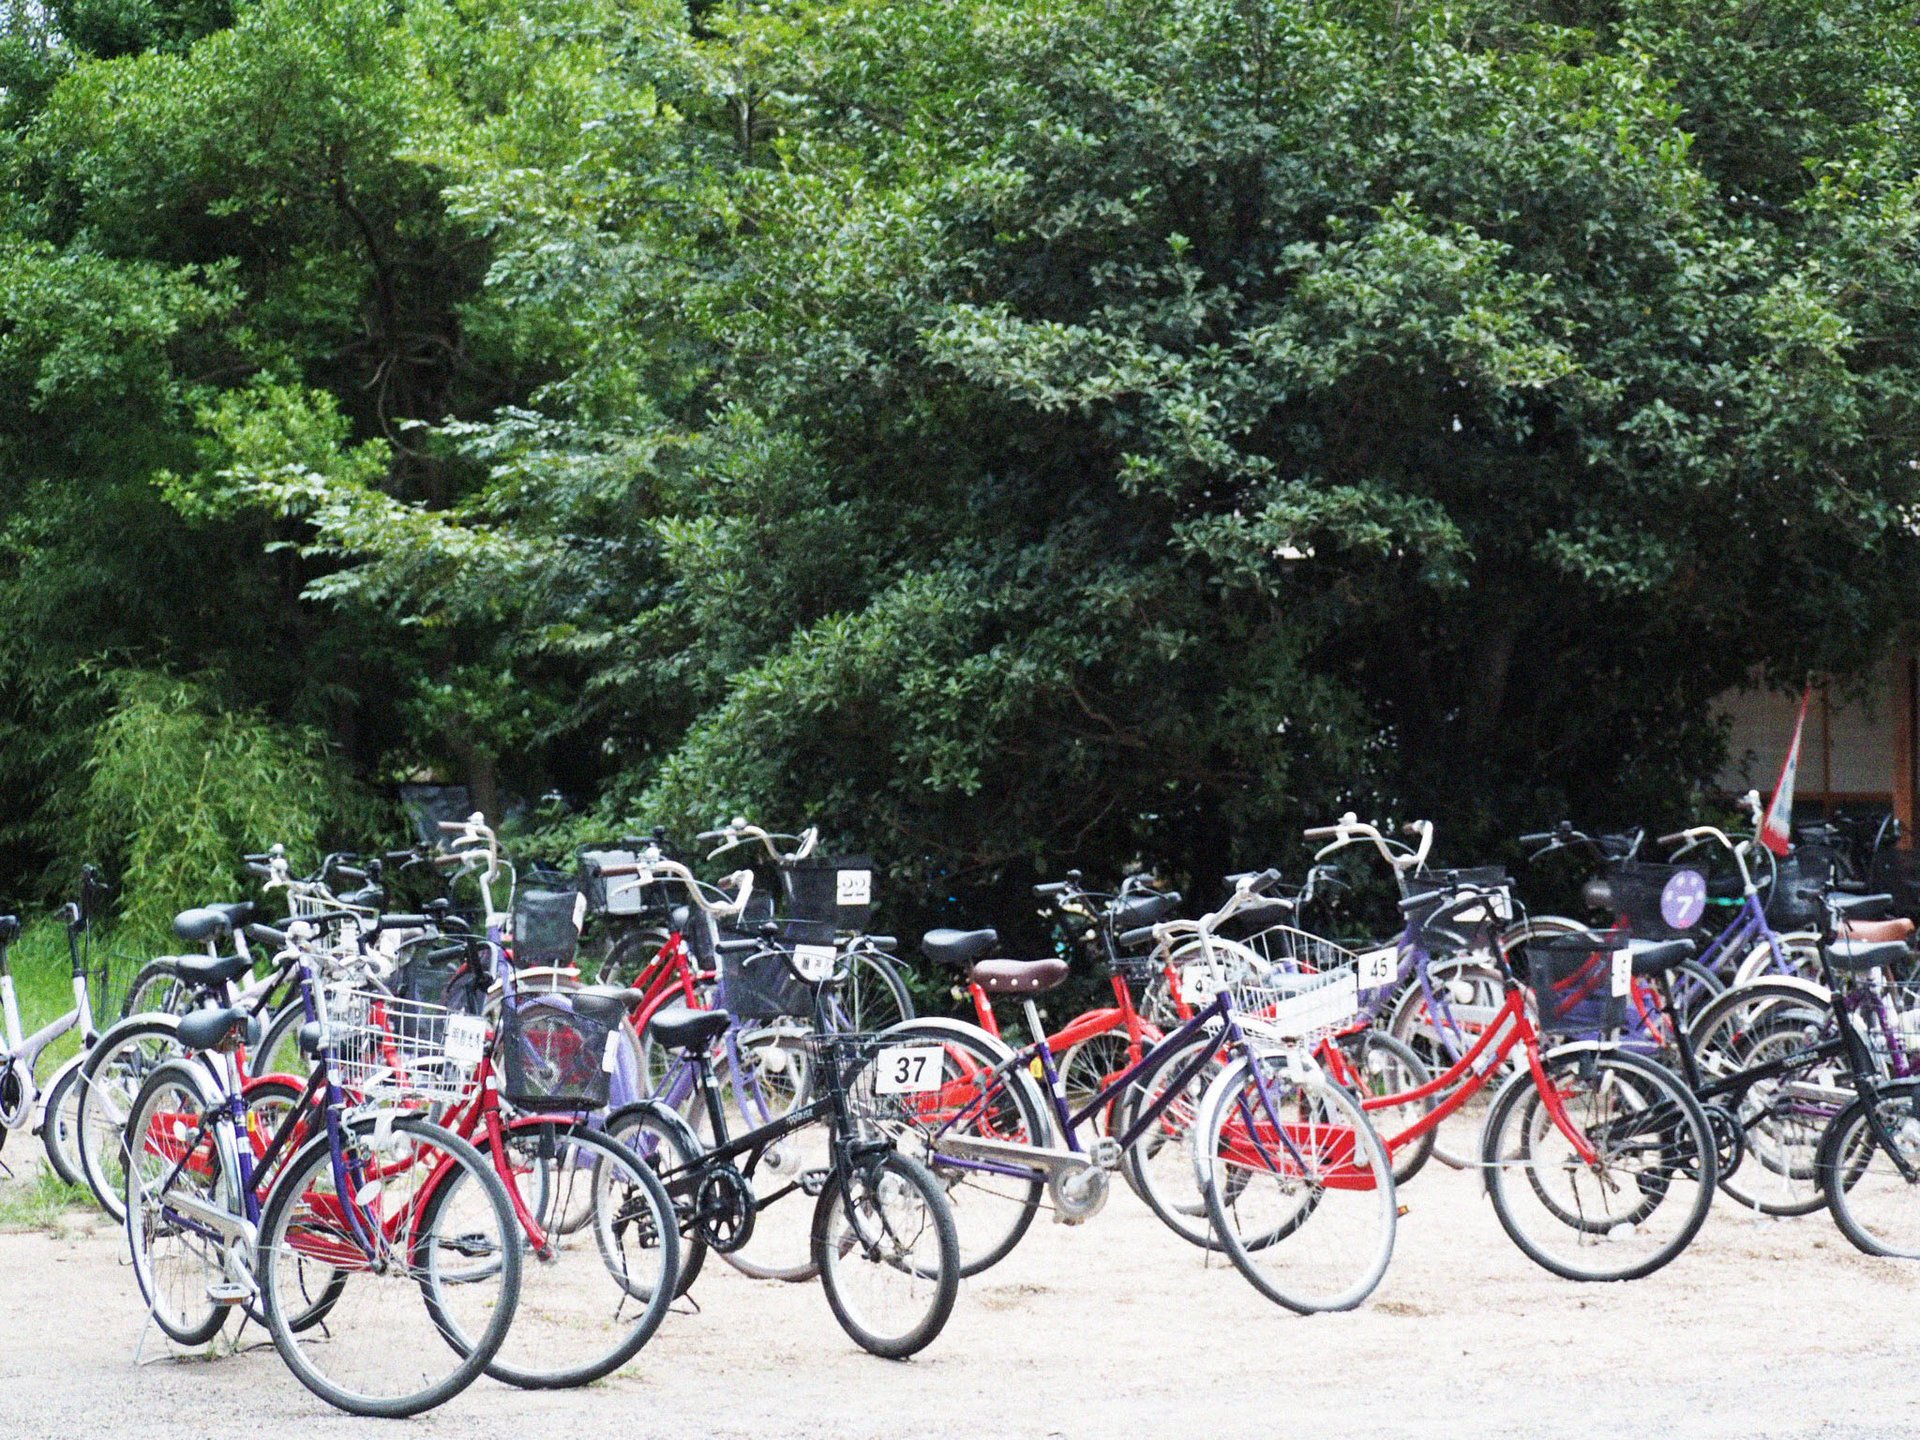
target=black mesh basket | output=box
[779,856,874,930]
[393,940,471,1011]
[499,992,617,1112]
[1764,853,1830,932]
[1402,868,1511,953]
[512,885,583,969]
[578,849,670,918]
[720,920,831,1021]
[1526,933,1629,1037]
[1601,860,1709,940]
[1871,849,1920,918]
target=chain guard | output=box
[693,1164,757,1253]
[1048,1162,1110,1224]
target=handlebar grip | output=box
[1657,831,1687,846]
[1117,925,1160,948]
[333,864,367,882]
[377,914,434,932]
[1032,882,1069,898]
[245,923,290,947]
[1162,890,1182,907]
[1248,867,1284,894]
[1517,833,1552,845]
[695,830,729,843]
[245,863,272,878]
[1301,826,1341,839]
[1398,890,1442,913]
[595,864,643,878]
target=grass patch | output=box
[0,1163,95,1234]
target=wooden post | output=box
[1894,648,1916,848]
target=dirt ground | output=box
[1,1151,1916,1440]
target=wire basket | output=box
[779,856,874,931]
[719,921,829,1021]
[1182,933,1361,1042]
[499,992,619,1112]
[319,983,484,1103]
[1525,933,1629,1037]
[1764,853,1830,933]
[1601,861,1709,940]
[578,849,671,918]
[513,885,583,969]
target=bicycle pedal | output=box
[205,1281,251,1304]
[1089,1137,1122,1170]
[799,1168,830,1197]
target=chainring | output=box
[1048,1162,1110,1224]
[693,1164,757,1253]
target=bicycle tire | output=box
[1482,1045,1715,1282]
[77,1015,184,1220]
[1329,1028,1437,1185]
[1196,1051,1398,1313]
[122,1058,238,1346]
[812,1149,959,1359]
[1385,955,1509,1169]
[1113,1024,1235,1249]
[603,1099,709,1295]
[119,961,194,1020]
[450,1120,680,1389]
[1819,1081,1920,1257]
[852,1018,1046,1277]
[257,1114,521,1418]
[38,1055,86,1185]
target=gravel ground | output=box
[1,1152,1917,1440]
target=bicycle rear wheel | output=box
[123,1059,239,1346]
[812,1149,959,1358]
[1328,1029,1436,1186]
[1197,1051,1397,1313]
[1114,1025,1234,1249]
[1820,1082,1920,1257]
[1483,1046,1715,1282]
[851,1019,1046,1277]
[257,1115,521,1417]
[452,1121,680,1389]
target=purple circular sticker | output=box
[1661,870,1707,931]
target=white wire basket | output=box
[1180,926,1364,1042]
[318,983,486,1103]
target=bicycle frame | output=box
[0,906,100,1127]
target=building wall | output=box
[1716,657,1899,805]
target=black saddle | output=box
[920,928,1000,969]
[1628,937,1697,976]
[177,1005,256,1054]
[648,1005,732,1052]
[173,906,244,944]
[1826,938,1913,973]
[149,952,255,992]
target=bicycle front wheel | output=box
[812,1149,959,1359]
[1483,1045,1715,1282]
[1820,1082,1920,1257]
[1197,1052,1397,1313]
[257,1115,521,1417]
[123,1059,239,1346]
[77,1016,183,1220]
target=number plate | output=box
[1611,950,1632,998]
[602,1028,623,1074]
[792,942,837,982]
[1357,947,1398,990]
[444,1015,489,1065]
[836,869,872,907]
[873,1045,943,1095]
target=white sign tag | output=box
[836,870,872,907]
[792,942,837,982]
[1610,950,1631,999]
[602,1028,623,1074]
[1358,947,1397,990]
[444,1015,489,1065]
[873,1045,943,1095]
[572,892,588,932]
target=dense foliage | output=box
[2,0,1918,931]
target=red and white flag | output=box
[1759,685,1813,857]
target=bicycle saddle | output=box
[173,906,237,944]
[1627,937,1696,975]
[1825,938,1914,972]
[1111,891,1181,930]
[920,928,1000,968]
[177,1005,256,1054]
[1837,916,1916,944]
[152,952,255,990]
[648,1005,731,1052]
[969,958,1069,994]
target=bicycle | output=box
[121,918,523,1416]
[600,858,961,1357]
[870,871,1399,1311]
